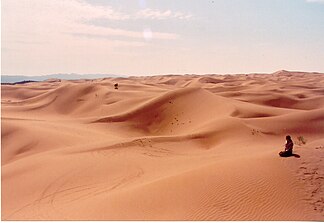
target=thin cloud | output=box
[2,0,192,75]
[2,0,180,47]
[136,8,193,20]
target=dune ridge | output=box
[1,71,324,220]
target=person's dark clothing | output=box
[279,140,293,157]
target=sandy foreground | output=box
[1,70,324,220]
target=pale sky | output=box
[2,0,324,76]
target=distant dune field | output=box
[1,71,324,220]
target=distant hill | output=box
[1,74,127,83]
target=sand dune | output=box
[1,71,324,220]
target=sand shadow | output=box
[292,153,300,158]
[279,152,301,158]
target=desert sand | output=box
[1,70,324,220]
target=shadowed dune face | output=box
[94,87,235,136]
[1,71,324,220]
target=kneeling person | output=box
[279,135,293,157]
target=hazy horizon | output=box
[2,69,324,78]
[2,0,324,76]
